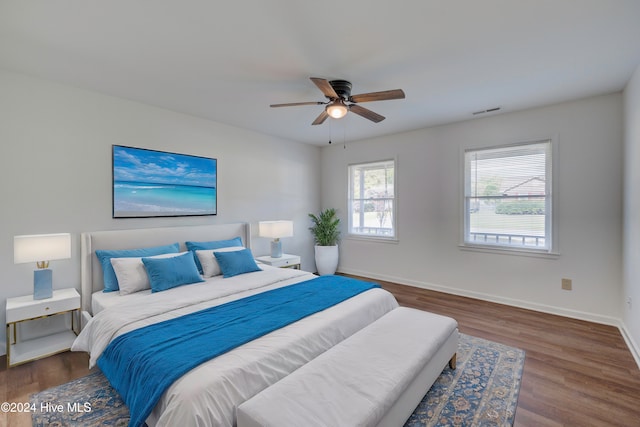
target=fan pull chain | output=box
[343,118,347,149]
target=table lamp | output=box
[258,221,293,258]
[14,233,71,300]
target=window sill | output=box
[346,234,399,244]
[459,243,560,259]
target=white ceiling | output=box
[2,1,640,146]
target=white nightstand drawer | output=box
[6,288,80,323]
[256,254,301,269]
[271,257,299,268]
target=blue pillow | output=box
[96,243,180,292]
[142,252,204,293]
[213,248,261,278]
[185,236,244,273]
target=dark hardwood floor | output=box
[1,350,91,427]
[374,279,640,427]
[2,278,639,426]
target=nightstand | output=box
[256,254,301,269]
[5,288,80,368]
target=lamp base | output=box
[34,269,53,300]
[270,240,283,258]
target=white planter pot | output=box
[314,245,339,276]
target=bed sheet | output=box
[91,288,149,315]
[75,265,315,365]
[90,264,298,315]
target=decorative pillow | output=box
[196,246,245,278]
[111,252,186,295]
[142,252,204,293]
[213,248,262,278]
[185,237,244,273]
[96,243,180,292]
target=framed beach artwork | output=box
[112,145,217,218]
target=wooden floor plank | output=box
[1,278,639,426]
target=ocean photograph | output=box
[113,146,217,217]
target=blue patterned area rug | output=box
[30,333,524,427]
[405,334,525,426]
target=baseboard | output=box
[619,322,640,370]
[341,267,622,326]
[340,267,640,369]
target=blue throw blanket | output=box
[97,275,380,427]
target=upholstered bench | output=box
[236,307,458,427]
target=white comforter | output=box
[72,267,399,427]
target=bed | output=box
[72,223,406,427]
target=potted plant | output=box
[308,208,341,275]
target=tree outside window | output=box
[348,160,396,239]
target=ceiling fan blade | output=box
[349,89,405,103]
[312,110,329,125]
[349,104,386,123]
[310,77,339,99]
[270,101,325,108]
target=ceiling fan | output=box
[270,77,405,125]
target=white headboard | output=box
[80,223,251,314]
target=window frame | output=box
[347,158,398,242]
[460,138,559,257]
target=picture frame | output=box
[112,145,217,218]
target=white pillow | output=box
[196,246,245,278]
[111,252,188,295]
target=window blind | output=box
[464,140,551,251]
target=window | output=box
[463,140,552,253]
[348,160,396,239]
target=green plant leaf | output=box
[308,208,341,246]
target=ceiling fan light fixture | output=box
[270,77,404,126]
[326,100,348,119]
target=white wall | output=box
[322,93,623,325]
[623,64,640,364]
[0,71,320,354]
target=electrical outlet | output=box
[561,278,572,291]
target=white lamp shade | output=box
[326,102,348,119]
[258,221,294,239]
[14,233,72,264]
